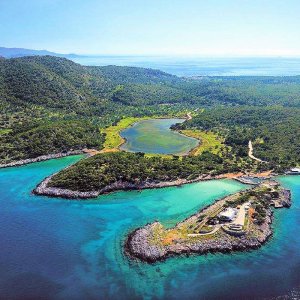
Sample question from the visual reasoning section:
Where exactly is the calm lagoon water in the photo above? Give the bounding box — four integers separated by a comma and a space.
120, 118, 199, 155
0, 156, 300, 299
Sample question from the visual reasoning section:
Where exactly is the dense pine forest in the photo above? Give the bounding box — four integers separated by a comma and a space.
48, 151, 233, 192
0, 55, 299, 173
174, 106, 300, 171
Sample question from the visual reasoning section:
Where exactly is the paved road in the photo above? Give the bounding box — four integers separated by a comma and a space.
231, 202, 248, 226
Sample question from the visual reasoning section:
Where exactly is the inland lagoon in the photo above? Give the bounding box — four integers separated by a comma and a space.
120, 118, 199, 155
0, 156, 299, 299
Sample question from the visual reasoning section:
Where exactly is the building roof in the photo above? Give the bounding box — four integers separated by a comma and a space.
219, 207, 237, 220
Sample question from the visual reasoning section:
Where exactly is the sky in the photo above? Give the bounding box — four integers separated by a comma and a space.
0, 0, 300, 56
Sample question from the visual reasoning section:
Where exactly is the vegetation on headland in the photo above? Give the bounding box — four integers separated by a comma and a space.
0, 120, 104, 163
126, 181, 291, 262
48, 151, 238, 192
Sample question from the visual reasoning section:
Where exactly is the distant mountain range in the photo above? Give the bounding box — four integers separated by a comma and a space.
0, 46, 81, 58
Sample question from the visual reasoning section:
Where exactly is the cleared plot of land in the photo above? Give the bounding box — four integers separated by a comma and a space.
180, 129, 223, 155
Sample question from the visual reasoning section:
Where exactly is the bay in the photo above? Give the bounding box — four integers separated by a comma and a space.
0, 156, 299, 299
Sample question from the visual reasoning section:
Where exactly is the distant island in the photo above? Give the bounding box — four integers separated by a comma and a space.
126, 180, 291, 262
0, 46, 81, 58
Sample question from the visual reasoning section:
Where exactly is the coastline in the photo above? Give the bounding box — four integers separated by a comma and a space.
33, 164, 277, 200
0, 114, 193, 170
0, 150, 85, 169
33, 172, 224, 199
125, 214, 273, 263
125, 183, 291, 263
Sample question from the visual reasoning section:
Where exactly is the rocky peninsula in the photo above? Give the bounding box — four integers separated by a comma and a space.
33, 172, 218, 199
126, 181, 291, 263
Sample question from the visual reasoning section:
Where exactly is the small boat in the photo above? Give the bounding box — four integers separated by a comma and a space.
286, 168, 300, 175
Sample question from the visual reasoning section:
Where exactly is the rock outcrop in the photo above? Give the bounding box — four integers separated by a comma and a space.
125, 183, 291, 263
34, 176, 100, 199
125, 211, 273, 263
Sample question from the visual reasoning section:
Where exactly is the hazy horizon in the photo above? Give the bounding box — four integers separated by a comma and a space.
2, 46, 300, 59
2, 46, 300, 76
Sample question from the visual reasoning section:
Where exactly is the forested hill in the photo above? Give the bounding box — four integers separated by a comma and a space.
190, 76, 300, 107
0, 56, 112, 113
0, 47, 62, 58
175, 106, 300, 171
1, 55, 300, 164
1, 55, 300, 119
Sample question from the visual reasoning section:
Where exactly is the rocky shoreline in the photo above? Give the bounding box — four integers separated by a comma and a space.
32, 167, 278, 200
0, 150, 84, 169
33, 173, 220, 199
125, 212, 273, 263
125, 183, 291, 263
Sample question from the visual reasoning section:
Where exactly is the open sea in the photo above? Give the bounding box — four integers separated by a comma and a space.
70, 56, 300, 77
0, 156, 299, 299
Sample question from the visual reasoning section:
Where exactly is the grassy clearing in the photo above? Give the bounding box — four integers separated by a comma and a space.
0, 129, 12, 135
180, 129, 223, 155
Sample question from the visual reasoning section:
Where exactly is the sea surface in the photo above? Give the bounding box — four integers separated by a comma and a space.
0, 156, 299, 299
71, 56, 300, 77
120, 118, 198, 155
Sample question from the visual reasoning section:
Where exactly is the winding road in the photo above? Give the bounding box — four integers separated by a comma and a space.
248, 140, 267, 163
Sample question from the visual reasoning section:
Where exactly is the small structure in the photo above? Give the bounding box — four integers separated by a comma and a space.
222, 224, 245, 236
286, 168, 300, 175
218, 207, 237, 222
262, 180, 279, 188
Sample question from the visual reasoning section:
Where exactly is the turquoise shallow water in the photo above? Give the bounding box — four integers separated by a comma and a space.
120, 118, 199, 155
0, 156, 299, 299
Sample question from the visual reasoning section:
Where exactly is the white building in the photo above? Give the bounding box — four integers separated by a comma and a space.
218, 207, 238, 222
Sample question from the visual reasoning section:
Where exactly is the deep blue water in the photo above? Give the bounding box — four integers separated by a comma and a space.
71, 56, 300, 76
0, 156, 299, 299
